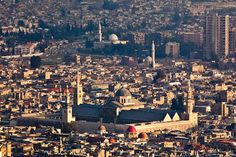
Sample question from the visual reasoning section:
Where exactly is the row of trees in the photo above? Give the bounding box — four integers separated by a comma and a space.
30, 56, 41, 69
103, 0, 118, 10
0, 19, 100, 42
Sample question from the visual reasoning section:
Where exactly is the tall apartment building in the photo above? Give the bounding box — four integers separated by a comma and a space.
165, 42, 180, 59
211, 102, 229, 118
229, 27, 236, 57
15, 43, 36, 55
230, 16, 236, 27
204, 14, 229, 59
133, 32, 145, 45
180, 32, 203, 47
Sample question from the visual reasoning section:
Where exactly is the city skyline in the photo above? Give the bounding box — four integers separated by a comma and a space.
0, 0, 236, 156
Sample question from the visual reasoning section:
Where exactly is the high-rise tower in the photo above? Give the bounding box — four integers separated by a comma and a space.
152, 41, 156, 68
229, 27, 236, 57
77, 71, 83, 105
98, 21, 102, 42
204, 14, 230, 59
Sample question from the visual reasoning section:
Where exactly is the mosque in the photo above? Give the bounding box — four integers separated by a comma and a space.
143, 40, 162, 69
94, 21, 158, 69
93, 21, 128, 49
15, 23, 197, 135
16, 71, 198, 134
67, 79, 198, 134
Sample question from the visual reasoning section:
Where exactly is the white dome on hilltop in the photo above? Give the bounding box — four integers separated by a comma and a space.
109, 34, 119, 42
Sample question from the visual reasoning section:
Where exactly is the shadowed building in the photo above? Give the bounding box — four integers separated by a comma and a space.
229, 27, 236, 57
204, 14, 230, 59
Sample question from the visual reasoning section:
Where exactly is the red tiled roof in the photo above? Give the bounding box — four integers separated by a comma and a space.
126, 125, 137, 133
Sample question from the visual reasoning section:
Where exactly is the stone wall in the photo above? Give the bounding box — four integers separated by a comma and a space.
72, 119, 197, 133
16, 117, 197, 134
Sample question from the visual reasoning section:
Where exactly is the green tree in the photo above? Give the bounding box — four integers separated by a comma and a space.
171, 98, 178, 110
85, 39, 94, 48
30, 56, 41, 69
38, 19, 48, 29
37, 42, 49, 52
63, 53, 73, 65
171, 95, 185, 112
6, 37, 16, 47
18, 20, 25, 27
154, 69, 165, 82
103, 0, 117, 10
60, 8, 67, 17
180, 42, 195, 58
173, 9, 180, 23
102, 18, 108, 27
177, 95, 185, 112
86, 20, 96, 32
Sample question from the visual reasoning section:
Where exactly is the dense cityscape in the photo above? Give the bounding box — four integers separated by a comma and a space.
0, 0, 236, 156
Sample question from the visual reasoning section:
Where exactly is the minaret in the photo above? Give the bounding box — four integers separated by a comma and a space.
62, 85, 75, 123
59, 137, 63, 153
98, 21, 102, 42
152, 41, 156, 68
59, 85, 62, 101
66, 85, 70, 104
77, 71, 83, 105
186, 80, 194, 114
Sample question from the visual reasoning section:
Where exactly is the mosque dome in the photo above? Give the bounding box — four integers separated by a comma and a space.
138, 132, 148, 139
126, 125, 137, 133
98, 125, 106, 132
115, 87, 132, 97
109, 34, 119, 42
109, 138, 116, 143
145, 56, 153, 64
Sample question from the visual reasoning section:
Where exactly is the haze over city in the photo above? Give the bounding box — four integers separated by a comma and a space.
0, 0, 236, 156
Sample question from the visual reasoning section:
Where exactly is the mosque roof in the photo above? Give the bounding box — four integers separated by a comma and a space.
126, 125, 137, 133
72, 104, 101, 122
117, 109, 179, 123
138, 132, 148, 139
109, 34, 119, 42
145, 56, 153, 63
71, 103, 180, 124
98, 125, 106, 132
115, 87, 132, 97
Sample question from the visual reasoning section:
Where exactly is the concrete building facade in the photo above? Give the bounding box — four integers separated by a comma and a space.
229, 27, 236, 57
204, 14, 230, 59
165, 42, 180, 59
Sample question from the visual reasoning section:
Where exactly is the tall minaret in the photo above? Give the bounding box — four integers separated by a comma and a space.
66, 85, 70, 104
152, 41, 156, 68
62, 85, 75, 123
98, 21, 102, 42
59, 85, 62, 101
186, 80, 194, 114
77, 71, 83, 105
